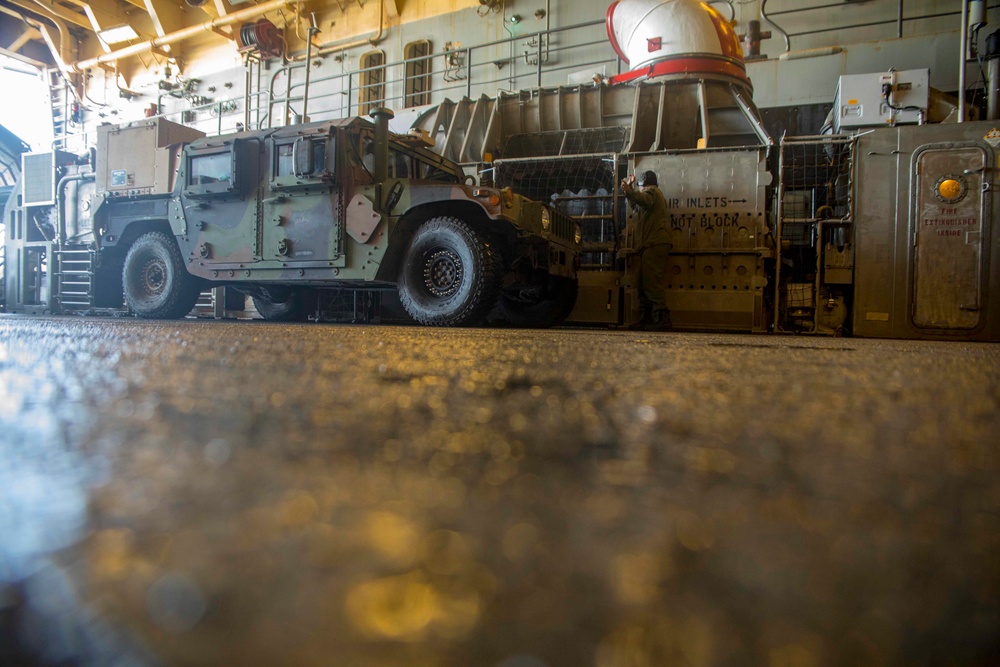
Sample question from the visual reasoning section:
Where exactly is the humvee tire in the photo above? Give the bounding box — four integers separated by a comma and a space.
498, 275, 578, 328
123, 231, 201, 319
252, 288, 318, 322
398, 216, 503, 326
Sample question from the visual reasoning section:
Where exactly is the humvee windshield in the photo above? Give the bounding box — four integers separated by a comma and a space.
276, 141, 328, 178
189, 153, 232, 186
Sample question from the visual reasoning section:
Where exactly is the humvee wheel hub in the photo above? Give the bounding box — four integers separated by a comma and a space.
140, 258, 167, 295
424, 249, 463, 297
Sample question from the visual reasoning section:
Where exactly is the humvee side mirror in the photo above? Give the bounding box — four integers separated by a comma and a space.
293, 138, 314, 176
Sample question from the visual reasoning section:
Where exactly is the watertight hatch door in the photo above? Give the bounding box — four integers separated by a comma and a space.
911, 146, 987, 330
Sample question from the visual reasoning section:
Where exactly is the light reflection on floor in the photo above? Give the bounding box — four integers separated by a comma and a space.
1, 317, 999, 667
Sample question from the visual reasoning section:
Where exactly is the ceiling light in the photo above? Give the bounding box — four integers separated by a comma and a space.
98, 24, 139, 45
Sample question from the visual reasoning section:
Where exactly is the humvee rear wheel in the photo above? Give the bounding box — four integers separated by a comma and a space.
251, 288, 317, 322
398, 216, 502, 326
122, 231, 201, 319
498, 275, 578, 328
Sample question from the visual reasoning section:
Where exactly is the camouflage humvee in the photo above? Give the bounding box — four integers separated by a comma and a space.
91, 109, 579, 326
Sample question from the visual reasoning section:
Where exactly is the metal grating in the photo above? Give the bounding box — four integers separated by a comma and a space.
21, 153, 55, 205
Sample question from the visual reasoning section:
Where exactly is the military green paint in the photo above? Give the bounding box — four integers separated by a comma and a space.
94, 116, 578, 294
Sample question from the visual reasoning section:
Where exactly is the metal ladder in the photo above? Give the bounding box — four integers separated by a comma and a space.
48, 69, 70, 149
53, 245, 93, 311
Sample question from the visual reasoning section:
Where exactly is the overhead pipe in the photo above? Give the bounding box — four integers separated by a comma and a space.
0, 5, 53, 68
369, 0, 386, 46
989, 54, 1000, 120
523, 0, 553, 69
21, 0, 89, 30
301, 13, 319, 123
256, 0, 385, 129
959, 0, 969, 123
289, 0, 387, 60
261, 3, 383, 127
57, 172, 94, 245
3, 3, 83, 102
501, 1, 517, 91
70, 0, 306, 73
14, 3, 70, 71
10, 0, 74, 70
265, 0, 387, 127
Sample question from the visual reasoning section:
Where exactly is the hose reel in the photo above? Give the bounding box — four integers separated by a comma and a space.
237, 19, 283, 58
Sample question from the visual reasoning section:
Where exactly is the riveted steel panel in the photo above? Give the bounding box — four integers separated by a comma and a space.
851, 128, 902, 338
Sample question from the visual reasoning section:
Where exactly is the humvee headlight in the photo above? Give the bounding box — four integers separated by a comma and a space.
541, 207, 551, 231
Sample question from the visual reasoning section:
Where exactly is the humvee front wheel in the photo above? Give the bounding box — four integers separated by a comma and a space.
122, 231, 201, 319
398, 216, 502, 326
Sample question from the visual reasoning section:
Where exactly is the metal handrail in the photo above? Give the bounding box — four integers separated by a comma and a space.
762, 0, 1000, 53
52, 1, 990, 150
253, 17, 617, 128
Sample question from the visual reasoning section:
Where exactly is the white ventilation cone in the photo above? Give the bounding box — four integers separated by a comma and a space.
606, 0, 748, 84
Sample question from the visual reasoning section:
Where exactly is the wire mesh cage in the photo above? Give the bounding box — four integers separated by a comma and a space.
774, 134, 857, 334
778, 135, 855, 224
494, 153, 627, 270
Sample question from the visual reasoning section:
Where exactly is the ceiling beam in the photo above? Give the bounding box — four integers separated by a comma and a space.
61, 0, 133, 27
143, 0, 188, 37
4, 1, 79, 69
7, 26, 43, 53
0, 44, 48, 69
0, 4, 53, 67
6, 0, 92, 31
83, 8, 113, 51
72, 0, 305, 72
60, 0, 127, 54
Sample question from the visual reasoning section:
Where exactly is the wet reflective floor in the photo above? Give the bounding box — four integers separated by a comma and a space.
1, 315, 998, 666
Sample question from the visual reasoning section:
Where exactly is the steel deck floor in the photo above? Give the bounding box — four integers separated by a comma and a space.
1, 315, 998, 666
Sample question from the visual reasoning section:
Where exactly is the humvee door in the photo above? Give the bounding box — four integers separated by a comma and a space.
182, 137, 260, 265
261, 129, 345, 267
